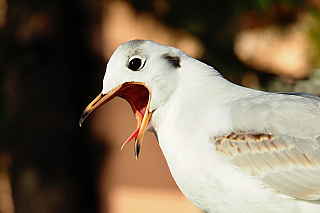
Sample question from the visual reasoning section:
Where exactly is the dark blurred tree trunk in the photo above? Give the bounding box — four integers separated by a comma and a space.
3, 0, 105, 212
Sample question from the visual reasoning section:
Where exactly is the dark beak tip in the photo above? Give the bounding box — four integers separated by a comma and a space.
78, 92, 106, 128
135, 143, 141, 160
79, 111, 89, 127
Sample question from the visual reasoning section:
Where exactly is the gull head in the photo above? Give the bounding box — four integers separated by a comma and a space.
79, 40, 184, 159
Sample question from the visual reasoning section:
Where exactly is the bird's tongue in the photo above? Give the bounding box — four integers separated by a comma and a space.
117, 83, 150, 150
79, 82, 151, 158
121, 127, 140, 149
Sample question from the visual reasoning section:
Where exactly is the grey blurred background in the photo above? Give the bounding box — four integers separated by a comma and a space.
1, 0, 320, 213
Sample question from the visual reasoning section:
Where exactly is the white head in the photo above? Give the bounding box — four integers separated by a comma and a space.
79, 40, 187, 158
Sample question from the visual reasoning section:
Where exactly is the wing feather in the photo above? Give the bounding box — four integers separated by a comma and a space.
212, 91, 320, 200
213, 132, 320, 200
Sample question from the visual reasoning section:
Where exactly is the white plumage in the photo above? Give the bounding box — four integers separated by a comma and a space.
80, 40, 320, 213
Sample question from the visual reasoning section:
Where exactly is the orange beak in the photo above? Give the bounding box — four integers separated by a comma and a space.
79, 82, 152, 159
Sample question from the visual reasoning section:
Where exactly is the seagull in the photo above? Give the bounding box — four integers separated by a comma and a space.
79, 40, 320, 213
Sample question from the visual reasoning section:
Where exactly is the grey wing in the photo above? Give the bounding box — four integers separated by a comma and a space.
279, 92, 320, 101
214, 132, 320, 200
215, 92, 320, 200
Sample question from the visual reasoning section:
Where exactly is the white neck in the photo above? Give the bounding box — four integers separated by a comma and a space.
149, 60, 300, 212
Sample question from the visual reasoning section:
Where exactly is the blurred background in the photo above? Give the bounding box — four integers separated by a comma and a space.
1, 0, 320, 213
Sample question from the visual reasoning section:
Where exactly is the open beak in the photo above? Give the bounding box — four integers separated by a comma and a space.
79, 82, 152, 159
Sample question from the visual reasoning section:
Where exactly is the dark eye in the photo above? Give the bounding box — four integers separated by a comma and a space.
128, 56, 145, 71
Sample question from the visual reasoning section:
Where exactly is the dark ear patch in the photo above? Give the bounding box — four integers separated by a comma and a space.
162, 53, 181, 68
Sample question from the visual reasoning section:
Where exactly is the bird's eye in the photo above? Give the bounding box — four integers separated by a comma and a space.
128, 56, 145, 71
